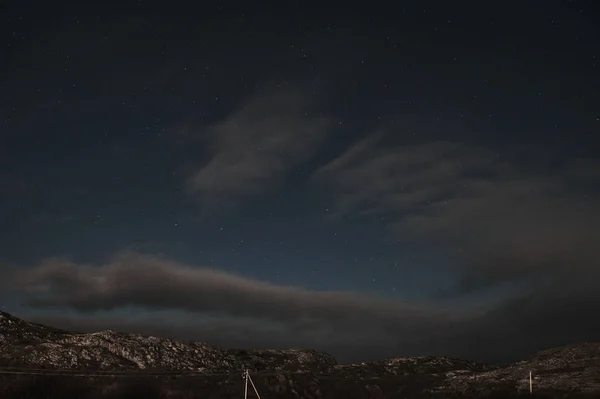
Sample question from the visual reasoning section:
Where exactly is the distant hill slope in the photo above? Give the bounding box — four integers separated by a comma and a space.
1, 310, 599, 398
0, 311, 329, 372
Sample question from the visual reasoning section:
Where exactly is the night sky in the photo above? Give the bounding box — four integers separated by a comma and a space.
1, 1, 599, 364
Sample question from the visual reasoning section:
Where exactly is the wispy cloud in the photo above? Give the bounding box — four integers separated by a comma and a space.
182, 88, 333, 214
308, 135, 600, 360
314, 136, 600, 292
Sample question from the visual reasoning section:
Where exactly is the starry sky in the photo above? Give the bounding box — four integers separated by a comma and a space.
1, 1, 599, 364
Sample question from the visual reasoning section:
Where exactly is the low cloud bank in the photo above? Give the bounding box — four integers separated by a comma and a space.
4, 249, 600, 363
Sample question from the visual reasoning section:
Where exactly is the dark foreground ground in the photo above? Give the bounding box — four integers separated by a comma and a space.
1, 372, 598, 399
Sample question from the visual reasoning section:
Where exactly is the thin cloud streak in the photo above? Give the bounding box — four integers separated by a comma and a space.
310, 135, 600, 361
182, 88, 333, 214
314, 136, 600, 292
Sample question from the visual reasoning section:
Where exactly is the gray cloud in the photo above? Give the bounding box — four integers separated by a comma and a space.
24, 290, 600, 364
4, 250, 470, 361
4, 249, 600, 363
313, 134, 600, 361
3, 134, 599, 364
182, 88, 333, 213
314, 136, 600, 293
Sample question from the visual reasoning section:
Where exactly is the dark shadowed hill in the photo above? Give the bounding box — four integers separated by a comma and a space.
1, 311, 599, 398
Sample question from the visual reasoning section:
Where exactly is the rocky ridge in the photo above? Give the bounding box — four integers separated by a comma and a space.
1, 311, 599, 398
437, 343, 600, 395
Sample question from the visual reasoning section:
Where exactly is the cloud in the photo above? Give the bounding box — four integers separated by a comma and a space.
4, 249, 600, 363
314, 136, 600, 293
182, 88, 333, 213
4, 250, 469, 361
313, 137, 600, 362
3, 132, 599, 364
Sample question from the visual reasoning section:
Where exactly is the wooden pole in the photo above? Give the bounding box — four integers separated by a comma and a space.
529, 371, 532, 394
248, 373, 262, 399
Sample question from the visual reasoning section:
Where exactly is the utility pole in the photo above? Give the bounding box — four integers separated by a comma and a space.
529, 371, 533, 394
241, 368, 261, 399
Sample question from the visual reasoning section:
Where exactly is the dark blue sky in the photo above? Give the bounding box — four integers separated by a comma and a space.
1, 0, 599, 363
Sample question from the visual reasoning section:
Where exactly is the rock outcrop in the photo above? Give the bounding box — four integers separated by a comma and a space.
437, 343, 600, 396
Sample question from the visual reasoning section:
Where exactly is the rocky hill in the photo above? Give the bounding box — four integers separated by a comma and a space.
437, 343, 600, 396
0, 311, 237, 371
1, 311, 599, 398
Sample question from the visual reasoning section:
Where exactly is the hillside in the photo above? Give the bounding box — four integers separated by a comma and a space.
1, 311, 599, 398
